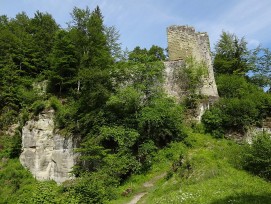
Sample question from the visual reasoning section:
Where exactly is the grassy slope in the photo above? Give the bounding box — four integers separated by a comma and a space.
110, 132, 271, 204
1, 131, 271, 203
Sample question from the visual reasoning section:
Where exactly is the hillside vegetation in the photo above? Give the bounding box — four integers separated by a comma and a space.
0, 6, 271, 204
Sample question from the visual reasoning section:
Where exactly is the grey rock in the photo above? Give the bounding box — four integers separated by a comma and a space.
20, 110, 77, 184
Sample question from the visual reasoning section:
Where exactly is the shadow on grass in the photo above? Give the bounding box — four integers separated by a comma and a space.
211, 193, 271, 204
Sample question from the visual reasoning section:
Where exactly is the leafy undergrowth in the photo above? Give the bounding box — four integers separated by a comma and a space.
110, 132, 271, 204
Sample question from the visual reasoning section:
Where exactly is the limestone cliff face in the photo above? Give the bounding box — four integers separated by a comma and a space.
19, 109, 76, 184
164, 25, 219, 120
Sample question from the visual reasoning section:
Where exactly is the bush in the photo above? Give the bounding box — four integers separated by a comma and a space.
203, 97, 260, 136
0, 132, 21, 159
49, 96, 62, 111
216, 74, 249, 98
221, 98, 258, 130
0, 159, 36, 203
31, 100, 46, 115
202, 107, 224, 138
137, 140, 157, 171
243, 133, 271, 181
55, 100, 78, 131
70, 172, 118, 204
138, 96, 186, 147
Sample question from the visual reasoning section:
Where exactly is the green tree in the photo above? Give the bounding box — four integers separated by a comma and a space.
9, 12, 36, 75
138, 96, 185, 147
243, 133, 271, 181
105, 26, 122, 61
0, 59, 20, 128
128, 46, 149, 63
214, 31, 250, 75
77, 7, 113, 131
128, 45, 165, 63
249, 46, 271, 88
105, 86, 141, 126
148, 45, 166, 61
69, 6, 91, 92
29, 11, 59, 74
49, 30, 78, 95
216, 74, 250, 98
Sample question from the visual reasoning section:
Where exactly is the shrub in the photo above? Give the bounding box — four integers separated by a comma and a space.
223, 98, 258, 129
137, 140, 157, 171
31, 100, 46, 115
202, 107, 224, 138
0, 159, 36, 203
70, 172, 118, 204
49, 96, 62, 111
138, 96, 186, 147
243, 133, 271, 181
216, 74, 249, 98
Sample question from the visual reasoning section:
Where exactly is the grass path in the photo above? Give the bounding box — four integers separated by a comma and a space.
127, 192, 147, 204
125, 173, 167, 204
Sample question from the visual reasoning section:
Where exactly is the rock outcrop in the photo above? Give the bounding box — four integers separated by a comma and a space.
19, 109, 77, 184
164, 25, 219, 120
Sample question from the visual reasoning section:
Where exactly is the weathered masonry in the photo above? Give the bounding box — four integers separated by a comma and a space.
164, 25, 219, 120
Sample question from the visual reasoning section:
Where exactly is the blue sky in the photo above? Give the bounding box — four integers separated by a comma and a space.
1, 0, 271, 51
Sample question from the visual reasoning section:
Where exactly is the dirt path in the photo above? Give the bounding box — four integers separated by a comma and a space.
127, 192, 147, 204
143, 173, 166, 188
126, 172, 166, 204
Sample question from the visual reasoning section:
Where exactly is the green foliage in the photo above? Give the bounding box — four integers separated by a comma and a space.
217, 74, 250, 98
50, 97, 78, 132
182, 57, 208, 94
31, 100, 46, 115
137, 140, 157, 171
75, 137, 108, 173
139, 96, 186, 146
204, 73, 271, 136
243, 133, 271, 181
48, 30, 78, 95
30, 11, 59, 73
214, 31, 250, 75
111, 133, 271, 204
111, 58, 164, 101
100, 126, 139, 150
105, 86, 141, 124
202, 107, 224, 138
27, 182, 59, 204
105, 26, 122, 61
148, 45, 166, 61
222, 98, 259, 130
0, 159, 37, 203
104, 152, 140, 179
70, 172, 118, 204
128, 45, 166, 63
0, 11, 56, 129
0, 131, 21, 159
203, 98, 260, 135
249, 46, 271, 88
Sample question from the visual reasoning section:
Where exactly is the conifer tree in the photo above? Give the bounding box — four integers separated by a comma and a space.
49, 30, 78, 95
30, 11, 59, 74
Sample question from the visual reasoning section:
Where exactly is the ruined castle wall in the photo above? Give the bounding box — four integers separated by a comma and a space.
167, 26, 218, 98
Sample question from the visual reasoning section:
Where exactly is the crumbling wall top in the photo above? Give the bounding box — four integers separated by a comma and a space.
166, 25, 218, 98
167, 25, 211, 62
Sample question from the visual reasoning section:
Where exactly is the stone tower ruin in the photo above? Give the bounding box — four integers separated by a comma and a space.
164, 25, 219, 120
